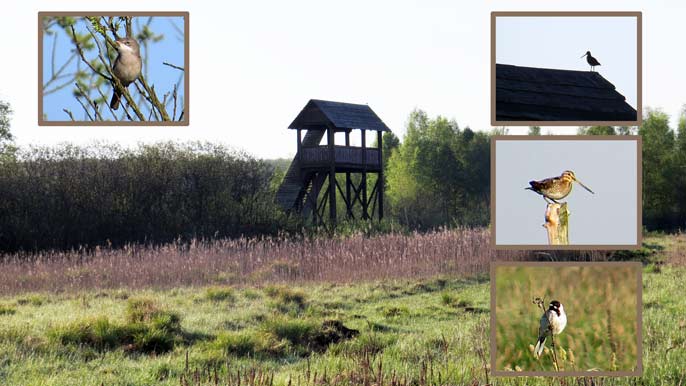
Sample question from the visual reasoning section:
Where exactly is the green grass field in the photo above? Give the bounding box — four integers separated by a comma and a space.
494, 264, 640, 373
0, 233, 685, 385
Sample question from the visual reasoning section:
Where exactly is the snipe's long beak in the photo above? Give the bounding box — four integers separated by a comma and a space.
575, 179, 594, 194
580, 53, 587, 58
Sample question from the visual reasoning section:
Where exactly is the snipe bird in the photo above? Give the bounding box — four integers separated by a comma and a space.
526, 170, 594, 203
581, 51, 601, 72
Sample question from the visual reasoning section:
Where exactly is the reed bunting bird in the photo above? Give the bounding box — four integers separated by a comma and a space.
534, 300, 567, 358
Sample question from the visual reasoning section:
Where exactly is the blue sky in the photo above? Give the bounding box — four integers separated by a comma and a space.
41, 15, 185, 121
2, 1, 686, 159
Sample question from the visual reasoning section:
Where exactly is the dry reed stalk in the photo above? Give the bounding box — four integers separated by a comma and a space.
0, 228, 609, 295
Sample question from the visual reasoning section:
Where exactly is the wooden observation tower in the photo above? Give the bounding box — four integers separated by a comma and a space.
276, 99, 391, 225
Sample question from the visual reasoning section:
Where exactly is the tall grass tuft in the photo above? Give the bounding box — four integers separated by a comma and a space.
203, 286, 236, 302
0, 304, 16, 315
48, 298, 183, 354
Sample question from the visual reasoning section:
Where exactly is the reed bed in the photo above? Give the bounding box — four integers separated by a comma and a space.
0, 228, 610, 295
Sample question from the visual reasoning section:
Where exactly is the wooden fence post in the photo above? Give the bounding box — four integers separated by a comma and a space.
544, 202, 569, 245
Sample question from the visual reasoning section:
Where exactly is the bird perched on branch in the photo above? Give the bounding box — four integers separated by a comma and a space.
526, 170, 594, 204
581, 51, 601, 72
110, 37, 142, 110
534, 300, 567, 358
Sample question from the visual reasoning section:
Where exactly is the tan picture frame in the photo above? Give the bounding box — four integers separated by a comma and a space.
491, 11, 642, 126
490, 261, 643, 377
38, 11, 190, 126
490, 135, 643, 250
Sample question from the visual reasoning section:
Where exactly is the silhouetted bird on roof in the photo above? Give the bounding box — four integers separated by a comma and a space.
581, 51, 601, 72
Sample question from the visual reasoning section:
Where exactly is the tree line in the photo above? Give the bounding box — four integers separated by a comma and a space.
384, 109, 490, 228
0, 142, 286, 253
1, 101, 685, 253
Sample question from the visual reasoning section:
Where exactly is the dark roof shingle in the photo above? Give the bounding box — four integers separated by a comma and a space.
496, 64, 637, 121
289, 99, 391, 131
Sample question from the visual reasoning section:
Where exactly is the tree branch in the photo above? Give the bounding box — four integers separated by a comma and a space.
74, 82, 103, 121
62, 109, 75, 121
163, 62, 185, 71
74, 95, 94, 121
138, 75, 170, 121
95, 85, 118, 119
69, 24, 112, 82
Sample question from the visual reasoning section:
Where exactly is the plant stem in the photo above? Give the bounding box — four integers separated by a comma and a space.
549, 330, 560, 371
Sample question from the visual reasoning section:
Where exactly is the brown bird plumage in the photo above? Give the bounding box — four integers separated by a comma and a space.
526, 170, 594, 203
110, 37, 142, 110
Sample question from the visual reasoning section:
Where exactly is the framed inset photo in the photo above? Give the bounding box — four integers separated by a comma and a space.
38, 12, 189, 125
490, 262, 642, 377
491, 136, 642, 249
491, 12, 642, 126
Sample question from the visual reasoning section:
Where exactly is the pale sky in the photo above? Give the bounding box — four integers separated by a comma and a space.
496, 16, 637, 109
2, 1, 685, 159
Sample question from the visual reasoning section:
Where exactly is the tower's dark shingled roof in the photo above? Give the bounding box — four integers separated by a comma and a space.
289, 99, 390, 131
496, 64, 637, 121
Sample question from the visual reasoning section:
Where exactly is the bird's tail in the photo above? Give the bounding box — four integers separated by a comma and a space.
534, 337, 546, 358
110, 89, 122, 110
528, 180, 542, 189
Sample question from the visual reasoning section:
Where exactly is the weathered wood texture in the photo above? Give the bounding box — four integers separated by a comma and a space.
544, 202, 569, 245
275, 129, 325, 210
299, 146, 380, 169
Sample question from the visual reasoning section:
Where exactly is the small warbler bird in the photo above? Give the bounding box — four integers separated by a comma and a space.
534, 300, 567, 358
110, 37, 142, 110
